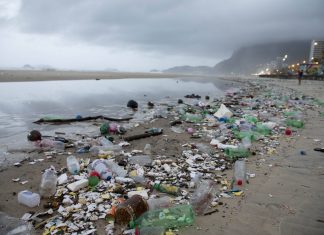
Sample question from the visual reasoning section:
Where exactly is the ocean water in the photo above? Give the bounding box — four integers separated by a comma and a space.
0, 78, 229, 165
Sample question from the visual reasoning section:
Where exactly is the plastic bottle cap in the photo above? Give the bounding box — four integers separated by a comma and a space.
237, 179, 243, 185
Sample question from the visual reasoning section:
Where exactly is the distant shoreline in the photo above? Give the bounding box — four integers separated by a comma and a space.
0, 69, 201, 83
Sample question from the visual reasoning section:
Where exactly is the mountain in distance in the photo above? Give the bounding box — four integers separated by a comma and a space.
214, 40, 310, 75
162, 65, 215, 75
162, 40, 311, 75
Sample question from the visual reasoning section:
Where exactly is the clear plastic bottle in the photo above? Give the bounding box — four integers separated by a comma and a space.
0, 212, 35, 235
105, 160, 127, 177
66, 155, 80, 175
91, 159, 112, 180
39, 167, 57, 198
18, 190, 40, 207
52, 141, 65, 152
233, 159, 246, 189
143, 144, 152, 155
147, 196, 171, 210
190, 180, 216, 215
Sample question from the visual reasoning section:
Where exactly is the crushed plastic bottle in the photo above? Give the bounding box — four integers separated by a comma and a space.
190, 180, 216, 215
0, 212, 35, 235
147, 197, 172, 210
130, 205, 195, 229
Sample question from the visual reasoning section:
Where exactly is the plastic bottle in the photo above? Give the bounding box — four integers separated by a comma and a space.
53, 141, 65, 152
66, 155, 80, 175
241, 136, 252, 149
99, 136, 113, 146
190, 180, 216, 215
89, 145, 122, 156
233, 159, 246, 189
18, 190, 40, 207
147, 197, 172, 210
143, 144, 152, 155
39, 167, 57, 198
106, 160, 127, 177
285, 119, 304, 128
130, 205, 195, 229
0, 212, 35, 235
115, 195, 149, 225
225, 148, 250, 159
255, 123, 271, 135
91, 159, 112, 180
153, 183, 181, 196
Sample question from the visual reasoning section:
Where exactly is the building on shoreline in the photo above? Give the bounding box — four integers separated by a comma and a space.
309, 40, 324, 64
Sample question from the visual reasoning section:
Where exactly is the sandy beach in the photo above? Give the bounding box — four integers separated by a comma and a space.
0, 71, 323, 235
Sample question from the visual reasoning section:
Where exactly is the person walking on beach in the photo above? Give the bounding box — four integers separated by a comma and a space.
298, 69, 303, 85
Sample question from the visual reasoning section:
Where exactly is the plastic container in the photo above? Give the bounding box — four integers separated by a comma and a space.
67, 179, 89, 192
233, 159, 246, 189
130, 205, 195, 229
0, 212, 35, 235
39, 167, 57, 198
115, 195, 149, 225
153, 183, 181, 196
143, 144, 152, 155
147, 197, 172, 210
91, 159, 112, 180
190, 180, 216, 215
18, 190, 40, 207
66, 155, 80, 175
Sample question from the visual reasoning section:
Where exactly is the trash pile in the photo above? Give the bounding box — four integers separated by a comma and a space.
6, 81, 322, 235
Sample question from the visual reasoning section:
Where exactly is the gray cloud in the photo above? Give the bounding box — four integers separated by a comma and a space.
1, 0, 324, 70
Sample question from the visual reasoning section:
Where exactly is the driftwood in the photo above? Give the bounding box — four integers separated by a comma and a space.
33, 115, 132, 124
123, 131, 163, 141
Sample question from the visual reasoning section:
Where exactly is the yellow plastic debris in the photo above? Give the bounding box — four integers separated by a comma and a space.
233, 191, 244, 196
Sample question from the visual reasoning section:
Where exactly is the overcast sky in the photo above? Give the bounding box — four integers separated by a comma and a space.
0, 0, 323, 71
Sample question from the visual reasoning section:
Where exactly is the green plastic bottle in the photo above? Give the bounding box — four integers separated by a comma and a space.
255, 123, 271, 135
225, 148, 250, 159
130, 205, 195, 229
285, 119, 304, 128
153, 183, 181, 196
244, 115, 258, 124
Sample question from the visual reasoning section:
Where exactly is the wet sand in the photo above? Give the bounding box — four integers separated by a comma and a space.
0, 70, 185, 83
0, 72, 323, 235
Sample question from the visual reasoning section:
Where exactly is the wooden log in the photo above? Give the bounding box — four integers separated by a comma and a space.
34, 115, 132, 124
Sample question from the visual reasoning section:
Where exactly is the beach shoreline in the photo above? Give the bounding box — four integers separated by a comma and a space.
0, 74, 323, 234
